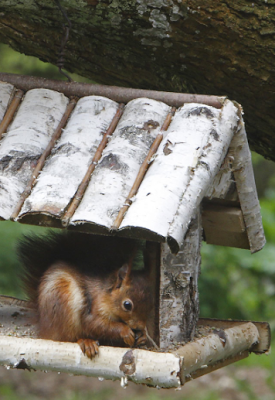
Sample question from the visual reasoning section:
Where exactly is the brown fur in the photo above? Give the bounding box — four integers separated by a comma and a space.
17, 232, 153, 358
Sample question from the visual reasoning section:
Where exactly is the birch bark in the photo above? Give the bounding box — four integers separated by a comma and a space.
0, 82, 14, 120
159, 212, 202, 349
229, 121, 266, 253
71, 98, 171, 230
0, 89, 68, 220
17, 96, 119, 224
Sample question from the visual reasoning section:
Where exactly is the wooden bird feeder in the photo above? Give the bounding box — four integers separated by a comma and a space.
0, 73, 270, 389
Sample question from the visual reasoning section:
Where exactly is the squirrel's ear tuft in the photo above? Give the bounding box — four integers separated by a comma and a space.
115, 263, 131, 289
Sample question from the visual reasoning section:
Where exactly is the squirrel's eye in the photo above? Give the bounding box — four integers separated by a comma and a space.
122, 300, 133, 311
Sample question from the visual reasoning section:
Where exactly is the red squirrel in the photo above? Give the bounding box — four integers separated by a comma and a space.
17, 232, 153, 359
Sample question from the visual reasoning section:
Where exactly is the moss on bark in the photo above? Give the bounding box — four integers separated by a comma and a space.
0, 0, 275, 160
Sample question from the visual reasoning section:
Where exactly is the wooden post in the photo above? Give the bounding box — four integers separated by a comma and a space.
159, 211, 202, 349
145, 241, 161, 346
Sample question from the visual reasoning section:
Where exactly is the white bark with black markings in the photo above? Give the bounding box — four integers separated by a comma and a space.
0, 336, 181, 388
0, 89, 68, 220
120, 101, 239, 252
0, 323, 259, 388
0, 82, 14, 120
18, 96, 119, 220
71, 98, 171, 229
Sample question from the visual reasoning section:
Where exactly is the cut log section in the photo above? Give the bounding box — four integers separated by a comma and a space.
11, 98, 77, 220
119, 101, 239, 253
17, 96, 121, 226
70, 98, 171, 232
0, 88, 69, 221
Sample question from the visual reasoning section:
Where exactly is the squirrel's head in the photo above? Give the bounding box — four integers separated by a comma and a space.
108, 263, 153, 333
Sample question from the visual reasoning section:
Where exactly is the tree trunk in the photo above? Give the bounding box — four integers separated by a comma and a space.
0, 1, 274, 161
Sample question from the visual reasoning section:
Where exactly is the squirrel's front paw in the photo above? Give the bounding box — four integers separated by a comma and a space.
134, 330, 147, 347
119, 325, 135, 347
77, 338, 99, 359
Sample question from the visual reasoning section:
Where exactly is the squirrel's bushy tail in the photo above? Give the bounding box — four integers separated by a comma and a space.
17, 231, 137, 302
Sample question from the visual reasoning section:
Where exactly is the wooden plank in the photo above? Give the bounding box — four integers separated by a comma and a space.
202, 203, 250, 249
0, 295, 37, 339
202, 204, 246, 233
144, 241, 160, 346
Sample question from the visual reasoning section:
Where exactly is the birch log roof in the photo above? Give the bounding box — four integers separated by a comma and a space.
0, 79, 265, 254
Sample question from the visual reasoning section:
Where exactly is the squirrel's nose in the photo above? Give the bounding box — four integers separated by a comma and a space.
129, 317, 146, 332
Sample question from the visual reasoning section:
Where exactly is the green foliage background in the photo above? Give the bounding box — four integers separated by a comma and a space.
0, 43, 274, 399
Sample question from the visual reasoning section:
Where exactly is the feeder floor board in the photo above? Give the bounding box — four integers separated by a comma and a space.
0, 296, 270, 388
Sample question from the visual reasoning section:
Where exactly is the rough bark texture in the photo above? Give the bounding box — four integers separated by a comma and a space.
0, 1, 275, 161
228, 117, 266, 253
159, 212, 202, 349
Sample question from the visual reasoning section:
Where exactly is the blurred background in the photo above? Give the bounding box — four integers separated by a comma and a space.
0, 43, 274, 399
